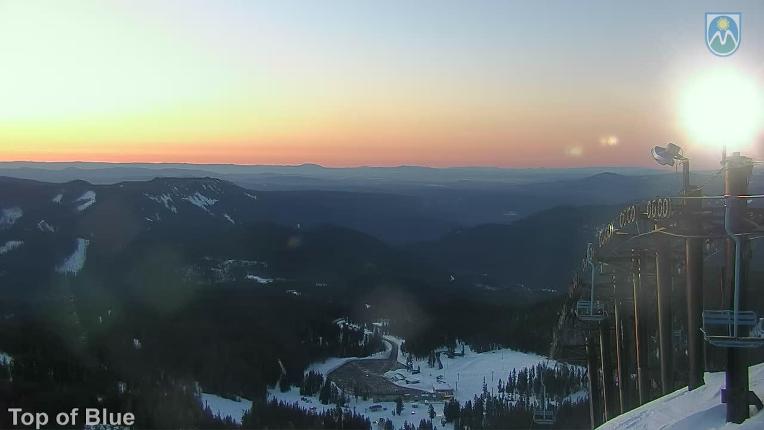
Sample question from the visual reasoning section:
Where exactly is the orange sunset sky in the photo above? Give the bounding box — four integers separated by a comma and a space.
1, 1, 763, 168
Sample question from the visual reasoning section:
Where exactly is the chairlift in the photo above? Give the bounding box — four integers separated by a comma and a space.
702, 310, 764, 348
576, 300, 606, 322
701, 197, 764, 349
532, 378, 556, 425
575, 243, 608, 322
533, 409, 556, 425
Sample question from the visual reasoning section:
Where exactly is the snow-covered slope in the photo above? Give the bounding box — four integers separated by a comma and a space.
306, 337, 394, 376
0, 207, 23, 226
55, 238, 90, 274
389, 340, 550, 402
268, 385, 450, 430
600, 363, 764, 430
74, 191, 96, 211
268, 342, 567, 430
200, 393, 252, 424
0, 240, 23, 255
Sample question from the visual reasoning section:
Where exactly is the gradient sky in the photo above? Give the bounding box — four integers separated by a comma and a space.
1, 0, 763, 167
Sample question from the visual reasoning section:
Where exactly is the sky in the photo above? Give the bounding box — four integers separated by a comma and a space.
0, 0, 763, 168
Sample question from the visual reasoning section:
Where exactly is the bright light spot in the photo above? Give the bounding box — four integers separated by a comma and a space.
566, 146, 583, 157
599, 136, 619, 147
678, 68, 764, 152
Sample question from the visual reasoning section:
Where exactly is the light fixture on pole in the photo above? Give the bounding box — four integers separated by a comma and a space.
651, 143, 685, 167
652, 143, 691, 195
651, 142, 705, 390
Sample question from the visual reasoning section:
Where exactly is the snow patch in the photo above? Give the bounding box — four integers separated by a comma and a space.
52, 193, 63, 204
384, 337, 552, 403
75, 191, 96, 211
268, 385, 451, 430
200, 393, 251, 424
223, 214, 235, 224
56, 238, 90, 274
0, 351, 12, 366
246, 275, 273, 284
277, 331, 566, 430
0, 207, 23, 226
245, 193, 257, 200
0, 240, 23, 255
601, 363, 764, 430
37, 220, 55, 232
183, 192, 218, 213
306, 338, 394, 376
144, 193, 178, 213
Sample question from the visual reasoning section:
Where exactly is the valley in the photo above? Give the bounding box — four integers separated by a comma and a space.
0, 170, 684, 429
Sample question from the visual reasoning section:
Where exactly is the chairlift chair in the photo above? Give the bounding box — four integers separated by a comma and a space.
701, 197, 764, 349
701, 310, 764, 348
533, 409, 556, 425
575, 243, 608, 322
532, 378, 556, 425
576, 300, 606, 322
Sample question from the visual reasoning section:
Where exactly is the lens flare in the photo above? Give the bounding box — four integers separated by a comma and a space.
678, 68, 764, 152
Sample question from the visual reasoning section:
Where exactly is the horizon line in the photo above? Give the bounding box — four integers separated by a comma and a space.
0, 160, 664, 171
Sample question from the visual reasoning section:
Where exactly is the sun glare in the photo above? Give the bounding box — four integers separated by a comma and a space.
678, 68, 764, 153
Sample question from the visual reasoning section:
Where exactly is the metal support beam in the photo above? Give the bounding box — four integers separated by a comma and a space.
587, 336, 602, 429
656, 235, 673, 395
600, 321, 616, 421
723, 153, 753, 424
614, 295, 626, 414
622, 301, 636, 412
631, 252, 649, 405
685, 185, 705, 390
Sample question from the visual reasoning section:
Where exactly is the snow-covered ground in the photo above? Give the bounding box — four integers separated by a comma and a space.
0, 351, 12, 366
270, 336, 562, 430
600, 363, 764, 430
268, 330, 452, 429
56, 238, 90, 274
388, 338, 549, 402
75, 191, 96, 211
0, 240, 23, 255
268, 385, 451, 430
306, 338, 393, 376
145, 193, 178, 213
0, 207, 23, 226
204, 321, 565, 430
246, 275, 273, 285
183, 192, 218, 212
200, 393, 251, 424
37, 220, 55, 232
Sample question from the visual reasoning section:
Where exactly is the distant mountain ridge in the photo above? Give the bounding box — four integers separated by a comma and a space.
0, 161, 666, 188
0, 175, 626, 298
0, 176, 436, 305
406, 205, 619, 291
0, 163, 750, 245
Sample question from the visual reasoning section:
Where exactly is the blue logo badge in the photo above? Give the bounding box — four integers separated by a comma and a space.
706, 13, 741, 56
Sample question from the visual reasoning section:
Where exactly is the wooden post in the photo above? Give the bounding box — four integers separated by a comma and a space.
631, 251, 649, 404
587, 335, 601, 429
600, 321, 616, 421
685, 185, 705, 390
656, 235, 673, 395
614, 294, 626, 414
